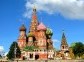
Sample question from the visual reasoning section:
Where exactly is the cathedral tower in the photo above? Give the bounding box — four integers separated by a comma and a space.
61, 31, 68, 51
60, 31, 71, 59
37, 22, 47, 49
29, 7, 38, 32
27, 32, 34, 46
18, 24, 27, 49
46, 28, 53, 49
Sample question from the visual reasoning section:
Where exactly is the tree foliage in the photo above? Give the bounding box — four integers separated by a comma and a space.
23, 46, 37, 51
71, 42, 84, 58
0, 54, 2, 58
7, 41, 21, 59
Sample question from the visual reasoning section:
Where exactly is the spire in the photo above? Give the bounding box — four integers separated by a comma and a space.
62, 31, 66, 39
29, 6, 38, 32
33, 6, 36, 13
61, 31, 68, 46
32, 6, 37, 20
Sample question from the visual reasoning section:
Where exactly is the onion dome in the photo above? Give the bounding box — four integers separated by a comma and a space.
46, 28, 53, 35
20, 24, 26, 31
27, 32, 34, 37
37, 22, 46, 30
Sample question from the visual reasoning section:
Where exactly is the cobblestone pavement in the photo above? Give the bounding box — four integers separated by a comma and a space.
0, 60, 84, 62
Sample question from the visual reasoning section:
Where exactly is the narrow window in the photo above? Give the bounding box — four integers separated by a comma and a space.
30, 54, 33, 58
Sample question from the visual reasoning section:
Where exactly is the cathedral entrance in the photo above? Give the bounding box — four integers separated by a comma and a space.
23, 56, 26, 60
35, 54, 39, 60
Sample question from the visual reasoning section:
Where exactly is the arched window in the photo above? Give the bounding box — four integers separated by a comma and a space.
62, 46, 64, 49
30, 54, 33, 58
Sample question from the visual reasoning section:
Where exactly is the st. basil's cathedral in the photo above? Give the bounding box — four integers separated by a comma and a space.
17, 7, 71, 60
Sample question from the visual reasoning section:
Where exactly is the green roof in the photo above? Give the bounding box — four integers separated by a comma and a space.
27, 32, 34, 37
46, 28, 53, 35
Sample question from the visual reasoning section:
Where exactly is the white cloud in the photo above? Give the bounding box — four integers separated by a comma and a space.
24, 0, 84, 19
52, 39, 60, 43
0, 46, 4, 51
52, 39, 60, 49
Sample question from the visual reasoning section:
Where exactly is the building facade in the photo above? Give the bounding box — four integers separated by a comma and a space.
56, 32, 71, 59
17, 7, 54, 60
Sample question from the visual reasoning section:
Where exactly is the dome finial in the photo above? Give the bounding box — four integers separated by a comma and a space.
62, 30, 64, 33
62, 30, 65, 39
33, 5, 36, 12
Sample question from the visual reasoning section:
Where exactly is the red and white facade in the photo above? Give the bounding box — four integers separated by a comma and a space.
17, 7, 54, 60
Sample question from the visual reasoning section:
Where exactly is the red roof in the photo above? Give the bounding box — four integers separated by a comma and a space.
37, 22, 46, 30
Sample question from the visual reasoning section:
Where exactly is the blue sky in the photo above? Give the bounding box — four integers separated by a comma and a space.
0, 0, 84, 52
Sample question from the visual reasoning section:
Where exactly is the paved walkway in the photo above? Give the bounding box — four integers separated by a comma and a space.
8, 60, 84, 62
0, 59, 84, 62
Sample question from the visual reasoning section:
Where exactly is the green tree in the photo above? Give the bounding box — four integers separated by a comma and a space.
0, 54, 2, 58
71, 42, 84, 58
7, 41, 21, 60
